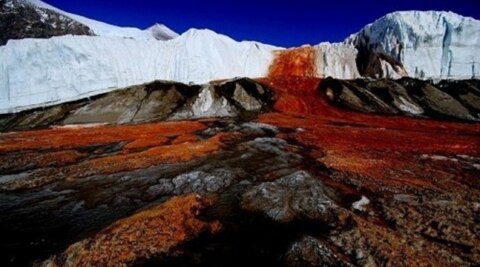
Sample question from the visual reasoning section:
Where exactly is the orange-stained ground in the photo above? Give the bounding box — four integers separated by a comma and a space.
257, 76, 480, 194
1, 76, 479, 266
0, 121, 207, 153
0, 120, 235, 191
41, 194, 222, 267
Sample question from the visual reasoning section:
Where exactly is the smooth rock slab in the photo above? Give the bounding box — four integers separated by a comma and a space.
241, 170, 340, 225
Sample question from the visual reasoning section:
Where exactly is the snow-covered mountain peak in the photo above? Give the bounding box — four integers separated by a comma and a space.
179, 28, 218, 38
177, 28, 281, 52
146, 23, 179, 40
15, 0, 179, 41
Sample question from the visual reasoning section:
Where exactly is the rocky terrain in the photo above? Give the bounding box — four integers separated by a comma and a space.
0, 0, 93, 45
1, 1, 479, 266
0, 76, 479, 267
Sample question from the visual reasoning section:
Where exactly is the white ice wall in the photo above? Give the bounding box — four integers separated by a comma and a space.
0, 29, 278, 113
347, 11, 480, 79
314, 43, 361, 79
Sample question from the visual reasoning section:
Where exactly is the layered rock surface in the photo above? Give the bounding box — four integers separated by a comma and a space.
0, 78, 272, 131
320, 78, 480, 121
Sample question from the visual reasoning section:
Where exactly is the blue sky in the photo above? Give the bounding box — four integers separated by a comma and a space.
43, 0, 480, 47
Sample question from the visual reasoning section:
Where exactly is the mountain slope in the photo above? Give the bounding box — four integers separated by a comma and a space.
347, 11, 480, 79
0, 0, 93, 45
26, 0, 178, 40
0, 0, 178, 44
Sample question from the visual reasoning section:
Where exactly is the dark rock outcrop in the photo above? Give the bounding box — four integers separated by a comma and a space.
320, 77, 480, 121
241, 170, 343, 225
354, 45, 407, 78
0, 78, 272, 132
284, 236, 353, 267
0, 0, 93, 46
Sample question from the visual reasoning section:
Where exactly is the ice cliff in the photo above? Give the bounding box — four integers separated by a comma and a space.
0, 29, 277, 113
347, 11, 480, 79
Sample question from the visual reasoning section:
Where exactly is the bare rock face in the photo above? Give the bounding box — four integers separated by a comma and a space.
0, 79, 272, 132
170, 85, 238, 120
241, 170, 342, 225
0, 0, 93, 45
365, 79, 424, 115
320, 77, 480, 121
421, 84, 476, 120
216, 78, 273, 112
232, 83, 263, 111
63, 86, 149, 125
284, 236, 353, 267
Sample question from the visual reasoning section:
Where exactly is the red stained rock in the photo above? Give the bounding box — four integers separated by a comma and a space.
0, 121, 228, 191
0, 121, 207, 154
40, 194, 222, 267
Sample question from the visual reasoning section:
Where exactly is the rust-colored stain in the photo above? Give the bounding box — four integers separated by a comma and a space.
0, 150, 84, 172
121, 135, 170, 153
349, 215, 443, 266
0, 121, 229, 191
258, 76, 322, 115
268, 46, 317, 78
77, 132, 226, 177
0, 121, 206, 153
42, 194, 222, 267
257, 77, 480, 194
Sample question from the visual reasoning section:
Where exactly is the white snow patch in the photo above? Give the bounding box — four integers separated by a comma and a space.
52, 123, 108, 129
397, 96, 424, 115
352, 196, 370, 212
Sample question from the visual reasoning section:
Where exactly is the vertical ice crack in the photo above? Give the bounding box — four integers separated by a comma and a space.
440, 17, 453, 78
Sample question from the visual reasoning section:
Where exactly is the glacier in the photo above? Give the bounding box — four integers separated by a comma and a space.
1, 6, 480, 114
347, 11, 480, 79
0, 29, 278, 113
314, 43, 361, 79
